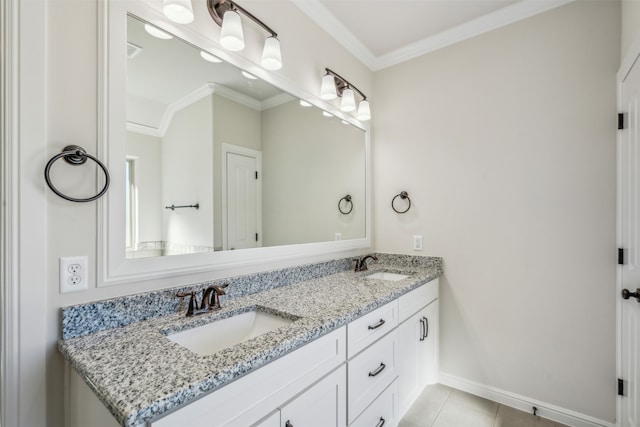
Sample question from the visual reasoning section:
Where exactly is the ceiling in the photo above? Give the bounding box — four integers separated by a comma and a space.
292, 0, 575, 71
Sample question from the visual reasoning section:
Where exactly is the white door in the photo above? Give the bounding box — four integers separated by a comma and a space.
226, 151, 259, 250
619, 53, 640, 427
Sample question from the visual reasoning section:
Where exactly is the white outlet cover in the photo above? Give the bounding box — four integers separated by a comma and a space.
413, 235, 423, 251
60, 256, 88, 293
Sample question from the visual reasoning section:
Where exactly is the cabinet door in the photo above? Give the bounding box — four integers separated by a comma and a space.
254, 411, 280, 427
398, 300, 438, 418
349, 379, 398, 427
280, 365, 346, 427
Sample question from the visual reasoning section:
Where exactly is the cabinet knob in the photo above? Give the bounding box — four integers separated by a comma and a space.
285, 421, 293, 427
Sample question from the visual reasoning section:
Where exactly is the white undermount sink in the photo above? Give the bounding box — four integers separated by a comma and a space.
365, 271, 409, 281
167, 310, 294, 356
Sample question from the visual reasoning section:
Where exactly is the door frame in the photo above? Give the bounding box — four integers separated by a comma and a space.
0, 0, 19, 424
221, 143, 262, 251
616, 32, 640, 427
1, 0, 47, 425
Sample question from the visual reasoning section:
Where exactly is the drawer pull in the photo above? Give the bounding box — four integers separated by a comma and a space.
368, 319, 386, 330
420, 317, 429, 341
375, 417, 386, 427
368, 362, 386, 377
285, 421, 293, 427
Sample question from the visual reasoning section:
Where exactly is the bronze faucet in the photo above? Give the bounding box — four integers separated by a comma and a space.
354, 254, 378, 272
176, 283, 228, 317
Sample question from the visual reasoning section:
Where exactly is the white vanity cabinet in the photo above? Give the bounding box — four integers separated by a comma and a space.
66, 278, 440, 427
150, 327, 346, 427
346, 301, 399, 425
398, 278, 439, 418
279, 365, 346, 427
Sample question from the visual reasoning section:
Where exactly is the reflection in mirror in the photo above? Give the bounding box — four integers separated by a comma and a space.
125, 15, 366, 259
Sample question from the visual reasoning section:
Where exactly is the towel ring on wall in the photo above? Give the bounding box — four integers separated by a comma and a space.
44, 145, 111, 203
391, 191, 411, 214
338, 194, 353, 215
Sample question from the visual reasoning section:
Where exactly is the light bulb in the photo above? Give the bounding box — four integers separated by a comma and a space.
320, 75, 337, 100
220, 10, 245, 51
200, 51, 222, 63
340, 88, 356, 112
357, 100, 371, 121
261, 37, 282, 70
144, 24, 173, 40
162, 0, 194, 24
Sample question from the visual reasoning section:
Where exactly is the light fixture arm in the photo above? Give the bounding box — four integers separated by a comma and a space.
208, 0, 278, 38
325, 68, 367, 101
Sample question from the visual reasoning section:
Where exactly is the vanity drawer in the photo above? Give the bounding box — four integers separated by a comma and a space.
398, 278, 438, 323
347, 329, 398, 424
347, 300, 398, 358
349, 379, 398, 427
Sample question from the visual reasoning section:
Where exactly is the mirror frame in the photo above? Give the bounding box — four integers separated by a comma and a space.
98, 0, 371, 285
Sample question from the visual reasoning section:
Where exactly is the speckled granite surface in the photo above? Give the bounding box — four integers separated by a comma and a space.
58, 254, 443, 427
61, 258, 352, 339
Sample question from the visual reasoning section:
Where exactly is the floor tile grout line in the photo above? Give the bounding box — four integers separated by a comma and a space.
430, 386, 453, 427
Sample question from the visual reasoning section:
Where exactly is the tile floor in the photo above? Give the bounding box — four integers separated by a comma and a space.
399, 384, 571, 427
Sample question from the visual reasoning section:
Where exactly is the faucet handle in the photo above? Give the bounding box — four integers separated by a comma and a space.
176, 291, 197, 317
210, 283, 229, 310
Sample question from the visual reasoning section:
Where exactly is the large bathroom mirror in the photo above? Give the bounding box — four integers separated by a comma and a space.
100, 1, 370, 284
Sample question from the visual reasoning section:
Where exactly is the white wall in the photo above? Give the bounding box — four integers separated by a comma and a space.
162, 95, 214, 248
373, 0, 619, 422
622, 0, 640, 58
39, 1, 372, 426
262, 100, 366, 246
126, 131, 162, 244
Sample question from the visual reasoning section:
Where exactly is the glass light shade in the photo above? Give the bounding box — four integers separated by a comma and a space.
357, 100, 371, 121
200, 51, 222, 63
340, 88, 356, 112
320, 75, 337, 100
261, 37, 282, 70
162, 0, 194, 24
220, 10, 245, 52
144, 24, 173, 40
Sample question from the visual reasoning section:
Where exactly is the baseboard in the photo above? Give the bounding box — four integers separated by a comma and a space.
438, 372, 616, 427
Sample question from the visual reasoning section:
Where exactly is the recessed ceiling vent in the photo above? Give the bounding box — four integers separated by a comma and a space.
127, 42, 143, 59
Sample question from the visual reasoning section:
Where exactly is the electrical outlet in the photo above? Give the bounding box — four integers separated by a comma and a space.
60, 256, 88, 293
413, 235, 423, 251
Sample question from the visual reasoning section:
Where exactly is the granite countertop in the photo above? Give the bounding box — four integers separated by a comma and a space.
58, 256, 442, 427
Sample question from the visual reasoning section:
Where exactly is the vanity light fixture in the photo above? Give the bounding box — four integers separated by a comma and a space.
162, 0, 194, 24
207, 0, 283, 70
144, 24, 173, 40
320, 68, 371, 121
200, 51, 223, 63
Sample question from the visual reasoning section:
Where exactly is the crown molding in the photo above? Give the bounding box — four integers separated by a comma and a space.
127, 83, 265, 137
290, 0, 377, 69
262, 92, 295, 110
292, 0, 576, 72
